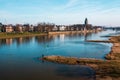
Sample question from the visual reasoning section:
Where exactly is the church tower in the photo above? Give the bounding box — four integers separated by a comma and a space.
85, 18, 88, 26
84, 18, 88, 31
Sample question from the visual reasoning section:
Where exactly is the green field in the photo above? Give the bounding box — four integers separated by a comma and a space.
0, 32, 47, 39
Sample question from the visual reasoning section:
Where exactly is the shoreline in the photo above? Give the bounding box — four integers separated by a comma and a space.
41, 35, 120, 79
105, 36, 120, 60
0, 30, 100, 39
0, 32, 48, 39
48, 30, 98, 35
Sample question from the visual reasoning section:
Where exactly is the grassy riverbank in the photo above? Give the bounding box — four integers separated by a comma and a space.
0, 32, 47, 39
42, 35, 120, 80
105, 36, 120, 60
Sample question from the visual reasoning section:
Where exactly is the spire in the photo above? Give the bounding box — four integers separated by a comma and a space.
85, 18, 88, 25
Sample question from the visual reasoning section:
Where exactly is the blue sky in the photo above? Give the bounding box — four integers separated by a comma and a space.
0, 0, 120, 26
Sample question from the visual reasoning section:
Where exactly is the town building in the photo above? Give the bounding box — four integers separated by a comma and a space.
15, 24, 23, 32
4, 24, 14, 33
59, 25, 66, 31
84, 18, 93, 31
52, 25, 58, 31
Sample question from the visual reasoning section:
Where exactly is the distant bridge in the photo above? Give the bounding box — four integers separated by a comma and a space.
104, 27, 120, 31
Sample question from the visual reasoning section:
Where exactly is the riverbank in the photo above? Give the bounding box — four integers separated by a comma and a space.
41, 35, 120, 79
105, 36, 120, 60
48, 30, 99, 35
0, 32, 47, 39
0, 30, 101, 39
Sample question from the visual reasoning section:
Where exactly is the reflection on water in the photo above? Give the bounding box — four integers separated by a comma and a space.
0, 32, 99, 46
0, 30, 117, 80
0, 30, 113, 59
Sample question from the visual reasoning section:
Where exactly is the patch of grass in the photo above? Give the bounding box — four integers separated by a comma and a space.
0, 32, 47, 39
43, 55, 120, 78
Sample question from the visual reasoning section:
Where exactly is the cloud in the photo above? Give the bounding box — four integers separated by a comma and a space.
65, 0, 79, 8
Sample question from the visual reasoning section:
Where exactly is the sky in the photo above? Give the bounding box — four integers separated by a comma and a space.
0, 0, 120, 26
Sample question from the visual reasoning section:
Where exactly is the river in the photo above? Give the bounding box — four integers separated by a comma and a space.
0, 30, 117, 80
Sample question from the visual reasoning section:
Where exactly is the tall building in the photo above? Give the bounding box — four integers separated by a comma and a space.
85, 18, 88, 26
84, 18, 88, 31
84, 18, 92, 30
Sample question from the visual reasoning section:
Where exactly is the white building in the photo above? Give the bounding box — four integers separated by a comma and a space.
59, 25, 66, 31
52, 25, 58, 31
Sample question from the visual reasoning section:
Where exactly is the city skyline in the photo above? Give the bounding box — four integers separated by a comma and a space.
0, 0, 120, 26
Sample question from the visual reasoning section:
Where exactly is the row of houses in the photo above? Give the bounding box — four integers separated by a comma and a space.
0, 22, 102, 33
0, 23, 34, 33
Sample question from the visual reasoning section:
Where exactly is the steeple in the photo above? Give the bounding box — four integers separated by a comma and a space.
83, 18, 88, 32
85, 18, 88, 25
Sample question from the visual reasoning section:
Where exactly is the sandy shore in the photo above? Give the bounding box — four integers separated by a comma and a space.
105, 36, 120, 60
41, 35, 120, 80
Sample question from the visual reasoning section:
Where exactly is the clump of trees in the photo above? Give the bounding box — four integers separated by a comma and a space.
35, 22, 55, 32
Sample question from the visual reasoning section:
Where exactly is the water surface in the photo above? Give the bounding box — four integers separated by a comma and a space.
0, 30, 116, 80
